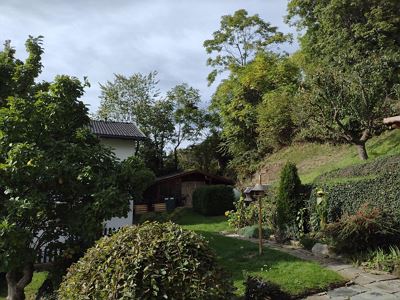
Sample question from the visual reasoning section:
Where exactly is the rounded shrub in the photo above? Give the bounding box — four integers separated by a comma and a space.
58, 222, 233, 300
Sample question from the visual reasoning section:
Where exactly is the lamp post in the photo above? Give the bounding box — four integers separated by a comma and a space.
243, 187, 253, 206
252, 175, 267, 255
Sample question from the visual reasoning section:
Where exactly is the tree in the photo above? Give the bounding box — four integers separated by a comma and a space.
210, 52, 300, 175
303, 61, 397, 160
0, 38, 152, 300
97, 72, 159, 123
98, 75, 207, 175
166, 83, 206, 170
178, 132, 232, 176
204, 9, 290, 84
97, 72, 174, 174
276, 162, 302, 232
287, 0, 400, 159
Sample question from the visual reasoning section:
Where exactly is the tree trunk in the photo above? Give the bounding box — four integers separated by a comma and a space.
356, 142, 368, 160
6, 264, 33, 300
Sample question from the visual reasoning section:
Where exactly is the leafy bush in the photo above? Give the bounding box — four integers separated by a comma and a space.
360, 246, 400, 276
137, 211, 169, 223
323, 204, 400, 254
276, 162, 304, 230
192, 185, 235, 216
238, 225, 272, 239
299, 233, 321, 250
59, 222, 234, 299
308, 155, 400, 224
136, 207, 191, 224
227, 196, 276, 229
245, 276, 290, 300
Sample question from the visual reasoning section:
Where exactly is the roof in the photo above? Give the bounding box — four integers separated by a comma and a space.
155, 170, 234, 185
89, 120, 146, 140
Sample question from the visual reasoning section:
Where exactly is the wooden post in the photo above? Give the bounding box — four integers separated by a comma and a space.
258, 174, 262, 255
258, 195, 263, 255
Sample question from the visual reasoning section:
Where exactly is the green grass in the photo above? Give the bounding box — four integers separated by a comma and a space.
176, 210, 344, 296
0, 272, 47, 300
257, 130, 400, 184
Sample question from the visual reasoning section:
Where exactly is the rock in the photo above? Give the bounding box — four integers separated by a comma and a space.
311, 243, 331, 258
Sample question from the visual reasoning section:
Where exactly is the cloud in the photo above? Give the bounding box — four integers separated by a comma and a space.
0, 0, 298, 112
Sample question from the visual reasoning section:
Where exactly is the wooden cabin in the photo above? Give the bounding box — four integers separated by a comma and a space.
138, 170, 234, 214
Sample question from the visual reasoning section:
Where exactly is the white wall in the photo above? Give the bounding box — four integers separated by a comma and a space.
100, 138, 138, 229
100, 138, 137, 161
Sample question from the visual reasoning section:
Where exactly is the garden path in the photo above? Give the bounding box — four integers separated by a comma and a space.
224, 233, 400, 300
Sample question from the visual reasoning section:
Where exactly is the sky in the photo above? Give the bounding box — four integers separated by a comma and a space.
1, 0, 298, 113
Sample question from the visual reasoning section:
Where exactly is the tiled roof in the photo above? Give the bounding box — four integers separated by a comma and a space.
155, 170, 234, 185
89, 120, 146, 140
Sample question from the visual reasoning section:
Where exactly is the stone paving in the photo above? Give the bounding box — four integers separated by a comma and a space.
224, 233, 400, 299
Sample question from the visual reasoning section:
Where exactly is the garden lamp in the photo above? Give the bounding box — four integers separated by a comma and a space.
252, 176, 268, 256
243, 187, 253, 205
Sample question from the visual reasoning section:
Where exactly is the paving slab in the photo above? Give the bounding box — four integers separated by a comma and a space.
365, 280, 400, 294
353, 275, 377, 285
337, 267, 363, 279
305, 294, 330, 300
362, 273, 398, 282
327, 285, 368, 298
351, 290, 400, 300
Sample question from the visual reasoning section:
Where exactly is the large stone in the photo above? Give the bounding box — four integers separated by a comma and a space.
312, 243, 331, 258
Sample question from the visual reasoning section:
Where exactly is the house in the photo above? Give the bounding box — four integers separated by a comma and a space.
90, 120, 146, 160
140, 170, 234, 213
90, 120, 146, 231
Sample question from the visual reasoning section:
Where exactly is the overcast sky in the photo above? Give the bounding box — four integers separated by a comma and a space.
1, 0, 298, 113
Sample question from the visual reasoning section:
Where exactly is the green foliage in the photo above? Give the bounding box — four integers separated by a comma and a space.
299, 234, 319, 251
276, 162, 303, 230
257, 88, 297, 152
308, 155, 400, 225
238, 225, 272, 240
359, 246, 400, 276
58, 222, 234, 300
323, 204, 400, 254
0, 37, 138, 299
167, 83, 207, 169
97, 73, 207, 175
287, 0, 400, 160
192, 185, 235, 216
204, 9, 290, 84
210, 52, 301, 177
178, 132, 232, 176
119, 156, 155, 201
226, 196, 275, 230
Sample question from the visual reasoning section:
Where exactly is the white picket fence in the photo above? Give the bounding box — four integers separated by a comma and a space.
36, 226, 125, 264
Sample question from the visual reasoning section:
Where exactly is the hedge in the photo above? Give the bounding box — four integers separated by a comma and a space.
192, 185, 235, 216
308, 155, 400, 224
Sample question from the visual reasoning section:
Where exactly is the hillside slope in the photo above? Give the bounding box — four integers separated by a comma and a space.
250, 129, 400, 185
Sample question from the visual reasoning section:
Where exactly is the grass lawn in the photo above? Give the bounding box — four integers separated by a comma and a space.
176, 210, 345, 297
256, 129, 400, 184
0, 272, 47, 300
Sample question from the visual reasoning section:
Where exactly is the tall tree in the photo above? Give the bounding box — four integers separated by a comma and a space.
0, 38, 152, 300
287, 0, 400, 159
97, 72, 174, 174
204, 9, 290, 84
167, 83, 206, 170
210, 52, 300, 174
